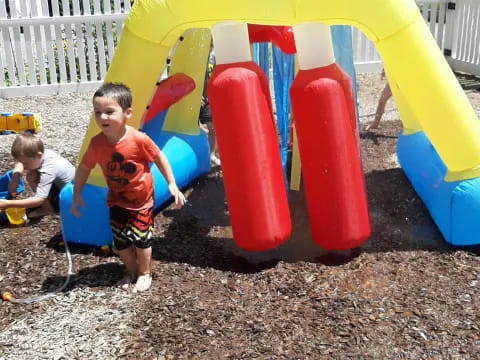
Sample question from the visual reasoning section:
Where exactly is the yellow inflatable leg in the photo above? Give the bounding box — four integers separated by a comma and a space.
377, 15, 480, 173
164, 29, 212, 135
385, 73, 422, 135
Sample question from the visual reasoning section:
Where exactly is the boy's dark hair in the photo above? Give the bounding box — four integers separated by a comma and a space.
11, 133, 45, 159
93, 82, 132, 111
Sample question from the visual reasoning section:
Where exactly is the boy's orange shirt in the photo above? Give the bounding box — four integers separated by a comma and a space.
82, 126, 160, 210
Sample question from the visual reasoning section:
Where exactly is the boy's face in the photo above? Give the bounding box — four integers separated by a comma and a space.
93, 96, 132, 140
17, 153, 43, 171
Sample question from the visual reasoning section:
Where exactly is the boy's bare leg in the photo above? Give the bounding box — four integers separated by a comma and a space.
136, 247, 151, 274
24, 170, 55, 218
367, 83, 392, 130
117, 246, 138, 290
199, 122, 209, 134
133, 247, 152, 292
25, 170, 39, 192
207, 122, 221, 166
27, 200, 55, 218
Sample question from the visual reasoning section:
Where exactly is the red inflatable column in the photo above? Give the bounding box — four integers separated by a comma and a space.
290, 22, 370, 250
290, 68, 371, 250
208, 61, 292, 251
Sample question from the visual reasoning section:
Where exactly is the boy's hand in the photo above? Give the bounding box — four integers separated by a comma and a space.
8, 169, 22, 196
168, 183, 186, 208
8, 181, 18, 197
70, 196, 86, 217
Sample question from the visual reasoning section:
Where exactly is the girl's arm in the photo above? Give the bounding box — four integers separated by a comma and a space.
0, 196, 45, 210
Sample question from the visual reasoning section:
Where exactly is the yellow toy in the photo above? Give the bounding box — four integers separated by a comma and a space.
4, 207, 27, 225
0, 112, 42, 134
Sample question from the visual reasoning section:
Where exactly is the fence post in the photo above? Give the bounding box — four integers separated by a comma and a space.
443, 1, 459, 67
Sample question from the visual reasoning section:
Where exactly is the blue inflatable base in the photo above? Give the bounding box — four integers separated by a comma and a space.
397, 131, 480, 246
60, 132, 210, 247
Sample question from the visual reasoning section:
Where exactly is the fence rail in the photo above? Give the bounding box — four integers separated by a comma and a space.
0, 0, 479, 98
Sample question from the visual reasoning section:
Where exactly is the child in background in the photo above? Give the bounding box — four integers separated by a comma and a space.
199, 42, 221, 166
70, 82, 186, 293
366, 69, 392, 130
0, 133, 75, 219
199, 95, 220, 166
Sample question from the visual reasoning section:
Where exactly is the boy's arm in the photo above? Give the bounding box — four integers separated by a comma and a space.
153, 152, 186, 207
153, 151, 176, 184
0, 196, 46, 210
7, 162, 24, 196
70, 163, 91, 217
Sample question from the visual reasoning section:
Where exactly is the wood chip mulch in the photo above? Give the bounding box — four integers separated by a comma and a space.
1, 78, 479, 359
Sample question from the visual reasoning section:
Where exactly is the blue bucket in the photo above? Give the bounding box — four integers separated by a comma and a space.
0, 170, 25, 223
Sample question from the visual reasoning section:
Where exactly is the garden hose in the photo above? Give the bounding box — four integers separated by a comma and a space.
2, 238, 73, 304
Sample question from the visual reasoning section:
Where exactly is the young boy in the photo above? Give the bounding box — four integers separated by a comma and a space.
70, 82, 185, 293
0, 133, 75, 219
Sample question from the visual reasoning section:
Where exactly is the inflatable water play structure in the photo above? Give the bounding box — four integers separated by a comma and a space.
60, 0, 480, 250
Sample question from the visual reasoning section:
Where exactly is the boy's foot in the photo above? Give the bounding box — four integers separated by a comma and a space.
210, 154, 221, 166
117, 274, 135, 291
199, 123, 209, 134
364, 122, 379, 131
132, 273, 152, 293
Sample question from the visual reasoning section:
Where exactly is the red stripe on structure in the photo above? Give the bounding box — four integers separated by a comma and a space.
143, 73, 196, 125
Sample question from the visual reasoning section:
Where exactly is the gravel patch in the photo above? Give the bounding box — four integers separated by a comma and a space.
0, 92, 92, 163
0, 289, 135, 360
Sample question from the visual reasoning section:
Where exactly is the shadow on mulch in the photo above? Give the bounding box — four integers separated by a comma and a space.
152, 215, 280, 274
145, 173, 277, 273
38, 160, 480, 291
38, 234, 126, 293
359, 130, 398, 145
149, 163, 479, 272
46, 232, 115, 257
39, 262, 125, 294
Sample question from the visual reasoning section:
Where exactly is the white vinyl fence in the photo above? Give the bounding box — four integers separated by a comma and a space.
447, 0, 480, 75
0, 0, 131, 97
353, 0, 480, 74
0, 0, 479, 98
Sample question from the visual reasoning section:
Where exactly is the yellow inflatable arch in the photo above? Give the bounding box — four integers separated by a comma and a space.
79, 0, 480, 186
